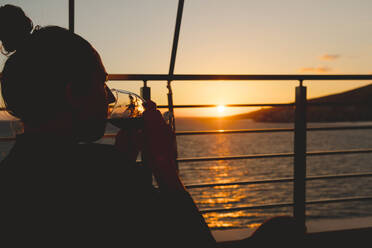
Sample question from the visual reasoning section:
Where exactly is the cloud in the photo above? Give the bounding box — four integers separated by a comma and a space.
320, 54, 341, 61
299, 66, 332, 73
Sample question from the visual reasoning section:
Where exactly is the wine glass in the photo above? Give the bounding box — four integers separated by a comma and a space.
107, 88, 146, 129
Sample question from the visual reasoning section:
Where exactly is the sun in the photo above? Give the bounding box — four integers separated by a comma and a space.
217, 105, 226, 113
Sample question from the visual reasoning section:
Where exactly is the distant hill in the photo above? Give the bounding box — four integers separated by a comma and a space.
228, 84, 372, 122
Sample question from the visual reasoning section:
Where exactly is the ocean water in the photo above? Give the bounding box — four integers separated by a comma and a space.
172, 118, 372, 230
1, 118, 372, 230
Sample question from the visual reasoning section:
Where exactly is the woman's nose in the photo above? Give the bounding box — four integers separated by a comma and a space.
105, 84, 116, 104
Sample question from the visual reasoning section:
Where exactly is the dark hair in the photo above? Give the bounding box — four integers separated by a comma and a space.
0, 4, 106, 124
0, 4, 33, 54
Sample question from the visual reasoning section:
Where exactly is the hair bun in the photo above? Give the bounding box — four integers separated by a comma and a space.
0, 4, 33, 53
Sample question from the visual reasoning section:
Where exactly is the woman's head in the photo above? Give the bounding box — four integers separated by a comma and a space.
0, 4, 33, 54
0, 4, 113, 142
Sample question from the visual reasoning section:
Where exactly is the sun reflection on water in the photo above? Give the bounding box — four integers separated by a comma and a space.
199, 189, 246, 206
197, 134, 260, 228
182, 130, 276, 229
203, 211, 263, 230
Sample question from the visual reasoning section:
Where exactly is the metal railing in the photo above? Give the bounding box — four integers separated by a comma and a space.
1, 74, 372, 233
67, 0, 372, 235
105, 73, 372, 233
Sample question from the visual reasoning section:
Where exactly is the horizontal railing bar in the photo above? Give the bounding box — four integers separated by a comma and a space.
200, 196, 372, 214
1, 73, 372, 81
175, 126, 372, 136
176, 128, 293, 135
107, 74, 372, 81
188, 172, 372, 189
306, 196, 372, 205
177, 148, 372, 163
156, 102, 369, 109
307, 148, 372, 156
157, 103, 294, 108
307, 126, 372, 131
307, 172, 372, 181
186, 172, 372, 189
177, 153, 294, 163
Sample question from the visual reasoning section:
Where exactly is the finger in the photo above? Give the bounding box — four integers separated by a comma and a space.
143, 109, 164, 123
143, 100, 157, 111
143, 110, 167, 130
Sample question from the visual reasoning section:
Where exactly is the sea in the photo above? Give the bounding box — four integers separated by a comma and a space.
1, 117, 372, 230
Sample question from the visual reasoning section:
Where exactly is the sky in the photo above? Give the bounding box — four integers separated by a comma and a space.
1, 0, 372, 117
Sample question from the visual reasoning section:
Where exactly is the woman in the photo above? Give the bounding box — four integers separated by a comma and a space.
0, 4, 216, 247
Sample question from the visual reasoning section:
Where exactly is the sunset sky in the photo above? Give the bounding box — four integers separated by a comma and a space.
1, 0, 372, 117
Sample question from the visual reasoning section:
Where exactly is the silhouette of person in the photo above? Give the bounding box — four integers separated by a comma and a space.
0, 4, 216, 247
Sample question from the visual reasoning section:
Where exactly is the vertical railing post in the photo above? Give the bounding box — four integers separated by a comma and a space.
141, 81, 153, 186
141, 80, 151, 101
166, 0, 184, 174
293, 80, 307, 234
69, 0, 75, 32
167, 0, 184, 132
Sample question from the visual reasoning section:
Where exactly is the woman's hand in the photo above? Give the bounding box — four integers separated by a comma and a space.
114, 128, 143, 163
142, 101, 184, 192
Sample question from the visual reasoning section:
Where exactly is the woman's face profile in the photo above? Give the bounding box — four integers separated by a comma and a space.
72, 68, 115, 142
